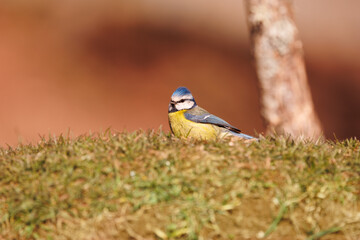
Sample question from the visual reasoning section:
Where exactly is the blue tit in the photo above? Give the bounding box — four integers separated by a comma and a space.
168, 87, 257, 140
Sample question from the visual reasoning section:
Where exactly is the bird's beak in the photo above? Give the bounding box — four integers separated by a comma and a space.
168, 101, 176, 113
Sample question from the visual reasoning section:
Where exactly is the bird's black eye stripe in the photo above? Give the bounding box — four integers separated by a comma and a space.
176, 98, 193, 103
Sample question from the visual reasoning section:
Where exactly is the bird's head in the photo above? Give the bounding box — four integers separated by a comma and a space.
168, 87, 197, 113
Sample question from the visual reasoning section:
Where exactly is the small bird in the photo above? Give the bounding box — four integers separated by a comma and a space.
168, 87, 257, 140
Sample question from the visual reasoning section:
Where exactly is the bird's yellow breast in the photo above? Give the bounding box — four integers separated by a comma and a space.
168, 110, 219, 140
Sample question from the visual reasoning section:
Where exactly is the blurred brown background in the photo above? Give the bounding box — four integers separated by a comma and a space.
0, 0, 359, 146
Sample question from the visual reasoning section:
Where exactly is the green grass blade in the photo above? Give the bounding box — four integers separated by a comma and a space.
263, 203, 287, 237
306, 226, 341, 240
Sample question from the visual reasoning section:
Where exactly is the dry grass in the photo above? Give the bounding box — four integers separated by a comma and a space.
0, 130, 359, 239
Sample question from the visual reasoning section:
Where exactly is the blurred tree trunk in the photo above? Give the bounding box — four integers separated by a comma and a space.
245, 0, 322, 139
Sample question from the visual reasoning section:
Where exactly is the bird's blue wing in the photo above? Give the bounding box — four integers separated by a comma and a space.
228, 131, 257, 140
184, 112, 241, 133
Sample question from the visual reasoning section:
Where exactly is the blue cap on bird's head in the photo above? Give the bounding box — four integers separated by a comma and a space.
171, 87, 195, 102
169, 87, 197, 112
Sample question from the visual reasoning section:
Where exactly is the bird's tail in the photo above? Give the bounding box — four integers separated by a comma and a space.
228, 131, 258, 140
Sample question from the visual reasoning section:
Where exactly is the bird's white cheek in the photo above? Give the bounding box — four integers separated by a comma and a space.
176, 101, 194, 110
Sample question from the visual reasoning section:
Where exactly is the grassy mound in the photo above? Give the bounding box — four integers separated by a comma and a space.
0, 130, 359, 239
